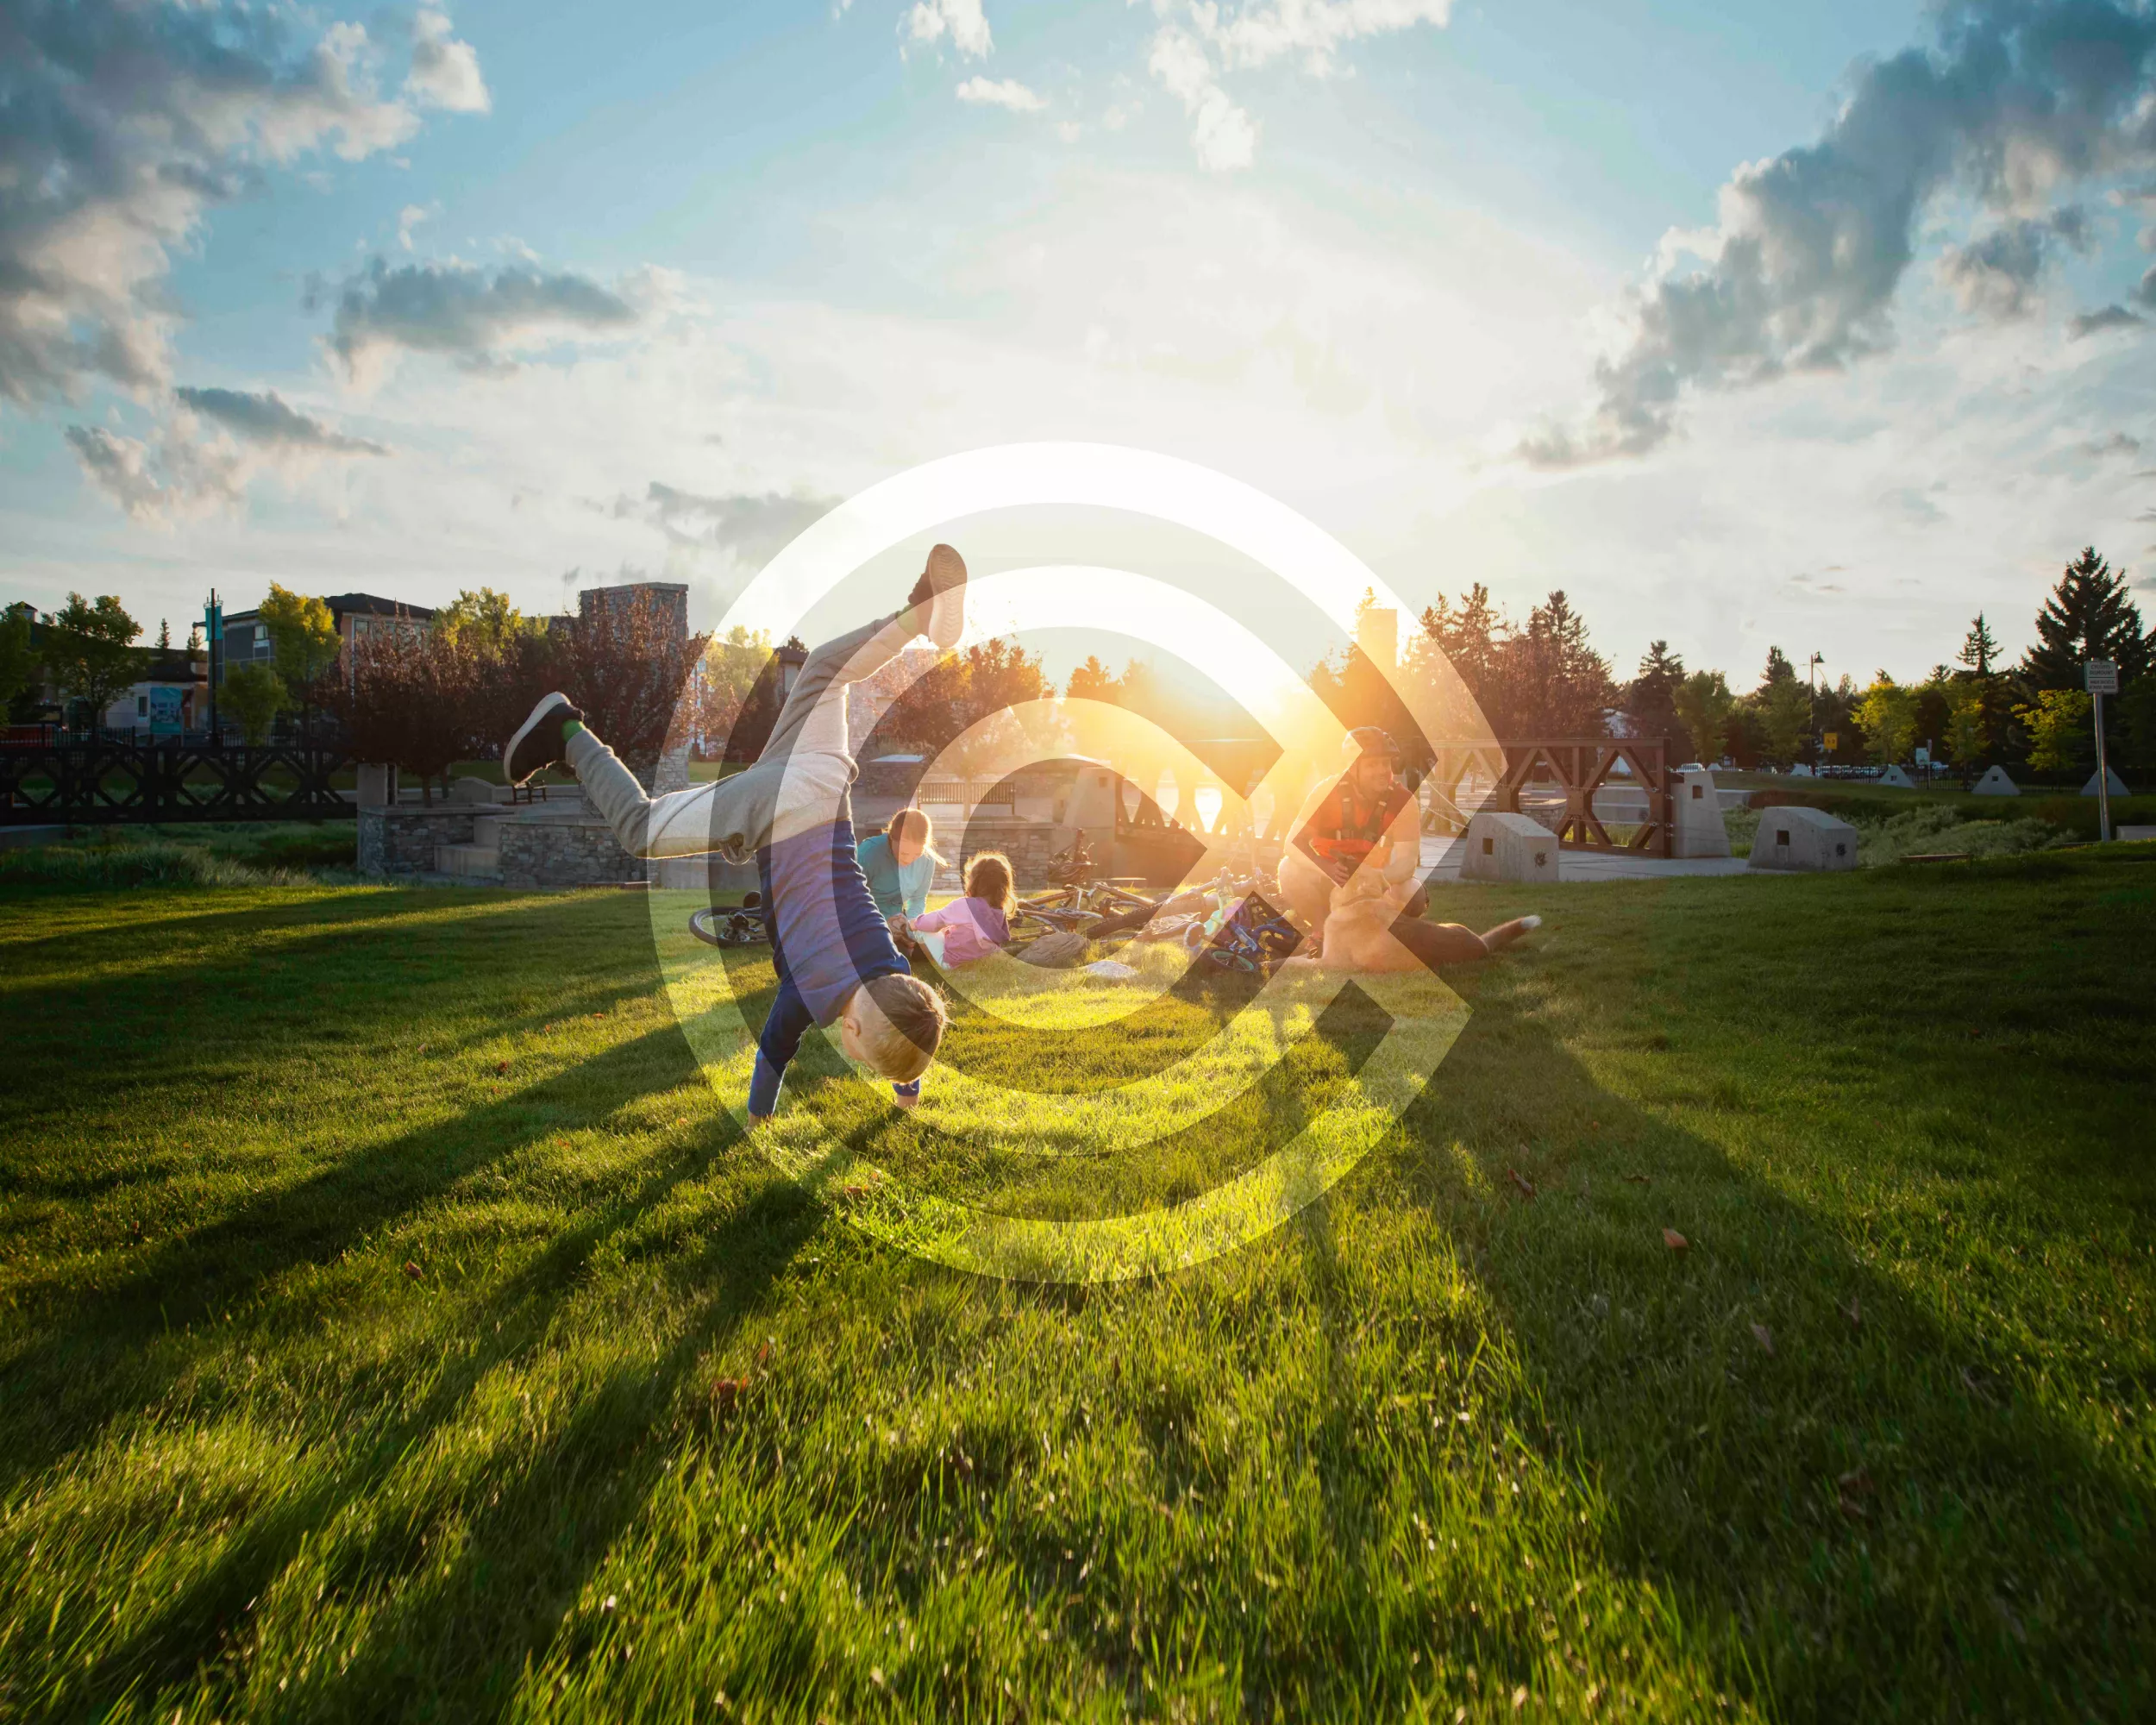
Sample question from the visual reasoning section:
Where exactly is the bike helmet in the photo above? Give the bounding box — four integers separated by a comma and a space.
1343, 726, 1402, 763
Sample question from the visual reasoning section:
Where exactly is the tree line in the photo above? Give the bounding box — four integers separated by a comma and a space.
1307, 549, 2148, 781
9, 541, 2142, 794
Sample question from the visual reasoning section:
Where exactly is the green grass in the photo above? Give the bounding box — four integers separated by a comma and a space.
0, 851, 2152, 1721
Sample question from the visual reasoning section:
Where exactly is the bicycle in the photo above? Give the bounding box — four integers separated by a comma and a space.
687, 892, 768, 949
1013, 830, 1159, 938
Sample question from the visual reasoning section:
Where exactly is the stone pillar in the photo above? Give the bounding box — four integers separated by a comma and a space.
1672, 768, 1731, 859
356, 762, 398, 807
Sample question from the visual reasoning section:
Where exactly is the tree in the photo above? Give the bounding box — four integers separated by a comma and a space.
541, 589, 710, 777
47, 593, 139, 734
1501, 590, 1616, 737
1959, 612, 2002, 676
1672, 670, 1734, 765
157, 618, 171, 650
2016, 687, 2093, 776
2118, 671, 2156, 774
1755, 677, 1813, 767
1758, 645, 1797, 689
0, 605, 37, 717
1944, 679, 1990, 780
1066, 656, 1119, 702
691, 624, 774, 756
330, 626, 486, 802
259, 584, 341, 738
1625, 640, 1688, 755
2021, 548, 2148, 691
222, 662, 290, 745
1913, 670, 1953, 768
1417, 585, 1505, 712
1854, 673, 1920, 766
436, 587, 539, 654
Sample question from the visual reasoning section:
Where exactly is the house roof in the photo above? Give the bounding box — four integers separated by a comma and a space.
323, 593, 436, 620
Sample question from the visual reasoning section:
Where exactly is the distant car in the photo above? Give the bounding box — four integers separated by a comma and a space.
1677, 762, 1706, 773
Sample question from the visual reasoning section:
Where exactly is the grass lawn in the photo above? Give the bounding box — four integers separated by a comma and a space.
1, 849, 2152, 1721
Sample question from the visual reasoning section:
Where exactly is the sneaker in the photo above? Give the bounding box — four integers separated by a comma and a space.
505, 692, 583, 785
906, 542, 967, 649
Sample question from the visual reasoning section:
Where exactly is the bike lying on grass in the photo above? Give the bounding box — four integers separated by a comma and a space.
687, 894, 768, 949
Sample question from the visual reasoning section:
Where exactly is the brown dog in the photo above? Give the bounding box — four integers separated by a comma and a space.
1290, 868, 1540, 973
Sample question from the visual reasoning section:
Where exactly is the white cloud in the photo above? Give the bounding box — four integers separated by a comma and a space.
1523, 0, 2156, 467
1200, 0, 1451, 73
1144, 0, 1450, 171
405, 8, 492, 113
317, 258, 649, 388
906, 0, 993, 59
1148, 28, 1257, 172
1938, 210, 2089, 321
398, 204, 440, 252
67, 390, 387, 524
956, 76, 1045, 111
0, 0, 460, 411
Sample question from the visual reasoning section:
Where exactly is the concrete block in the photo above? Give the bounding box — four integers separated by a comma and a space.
1877, 764, 1916, 788
1461, 812, 1562, 883
355, 762, 398, 807
1972, 765, 2019, 796
1673, 769, 1732, 859
1748, 806, 1858, 872
449, 774, 511, 806
2119, 825, 2156, 842
2083, 767, 2129, 798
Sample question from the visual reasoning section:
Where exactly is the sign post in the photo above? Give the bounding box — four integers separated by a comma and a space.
204, 591, 222, 743
2085, 659, 2117, 842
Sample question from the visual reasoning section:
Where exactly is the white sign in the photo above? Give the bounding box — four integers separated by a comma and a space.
1914, 746, 1930, 765
2085, 659, 2119, 694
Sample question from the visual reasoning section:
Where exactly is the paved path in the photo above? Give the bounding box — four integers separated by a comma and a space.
1420, 835, 1751, 881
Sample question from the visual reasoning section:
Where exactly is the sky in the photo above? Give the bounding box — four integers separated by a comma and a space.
3, 0, 2156, 693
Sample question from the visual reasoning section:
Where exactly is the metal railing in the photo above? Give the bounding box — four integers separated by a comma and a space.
1, 740, 356, 825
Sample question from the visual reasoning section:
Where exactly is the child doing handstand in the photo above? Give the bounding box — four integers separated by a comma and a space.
502, 546, 968, 1119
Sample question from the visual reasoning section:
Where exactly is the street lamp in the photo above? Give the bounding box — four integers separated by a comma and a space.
1808, 652, 1825, 769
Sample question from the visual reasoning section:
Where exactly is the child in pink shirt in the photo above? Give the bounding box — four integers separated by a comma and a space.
905, 851, 1015, 968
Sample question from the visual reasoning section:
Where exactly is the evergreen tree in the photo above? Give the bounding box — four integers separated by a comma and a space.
1626, 640, 1688, 755
1672, 671, 1734, 765
0, 605, 37, 718
1958, 612, 2001, 676
1755, 678, 1813, 766
1758, 645, 1796, 689
1510, 589, 1616, 737
1065, 656, 1119, 702
1417, 585, 1505, 707
2021, 548, 2148, 690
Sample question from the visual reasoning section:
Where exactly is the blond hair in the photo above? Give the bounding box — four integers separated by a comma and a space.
964, 850, 1015, 915
855, 972, 948, 1082
887, 806, 943, 866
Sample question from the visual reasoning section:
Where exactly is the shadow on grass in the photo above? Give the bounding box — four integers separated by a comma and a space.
60, 1145, 828, 1724
281, 1119, 895, 1723
1389, 975, 2154, 1717
0, 951, 686, 1502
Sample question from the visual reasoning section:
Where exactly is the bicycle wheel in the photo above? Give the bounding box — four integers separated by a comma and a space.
687, 908, 726, 948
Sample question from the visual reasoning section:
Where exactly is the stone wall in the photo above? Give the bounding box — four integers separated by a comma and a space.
358, 806, 476, 876
954, 816, 1064, 888
498, 801, 648, 887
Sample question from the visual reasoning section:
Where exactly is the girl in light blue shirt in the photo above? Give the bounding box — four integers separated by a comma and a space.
857, 807, 939, 928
